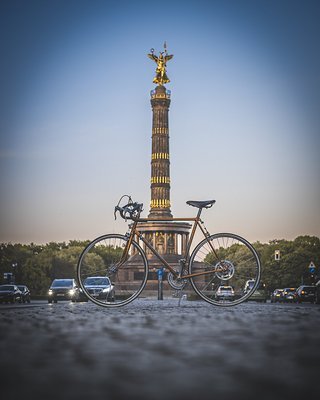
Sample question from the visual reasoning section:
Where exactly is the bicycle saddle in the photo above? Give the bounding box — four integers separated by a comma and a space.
186, 200, 216, 209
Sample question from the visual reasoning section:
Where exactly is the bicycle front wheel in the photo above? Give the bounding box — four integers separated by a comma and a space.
77, 234, 148, 307
189, 233, 261, 306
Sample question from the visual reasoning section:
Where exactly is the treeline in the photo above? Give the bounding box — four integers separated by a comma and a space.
253, 235, 319, 290
0, 240, 90, 295
0, 236, 319, 295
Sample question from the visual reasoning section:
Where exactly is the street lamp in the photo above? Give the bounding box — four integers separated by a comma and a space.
12, 262, 17, 283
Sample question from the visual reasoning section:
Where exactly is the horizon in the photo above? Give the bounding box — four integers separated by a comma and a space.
1, 233, 319, 247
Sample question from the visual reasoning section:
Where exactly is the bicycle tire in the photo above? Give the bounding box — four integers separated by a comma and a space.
77, 234, 148, 307
189, 233, 261, 306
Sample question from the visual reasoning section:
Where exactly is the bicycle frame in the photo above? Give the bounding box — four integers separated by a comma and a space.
77, 197, 261, 307
120, 207, 224, 280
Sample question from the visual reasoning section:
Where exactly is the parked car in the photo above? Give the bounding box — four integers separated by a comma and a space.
215, 285, 234, 301
0, 284, 22, 304
244, 280, 268, 302
83, 276, 115, 301
17, 285, 31, 303
270, 289, 284, 303
281, 287, 296, 303
295, 285, 316, 303
48, 279, 80, 303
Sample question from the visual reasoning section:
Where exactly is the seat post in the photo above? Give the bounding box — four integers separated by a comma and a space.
196, 207, 203, 220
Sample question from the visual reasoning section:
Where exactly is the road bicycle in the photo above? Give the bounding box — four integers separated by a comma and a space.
77, 195, 261, 307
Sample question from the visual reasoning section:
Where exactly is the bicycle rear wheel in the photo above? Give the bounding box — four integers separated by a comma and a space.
77, 234, 148, 307
189, 233, 261, 306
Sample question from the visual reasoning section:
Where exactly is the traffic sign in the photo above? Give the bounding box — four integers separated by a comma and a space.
157, 268, 164, 279
308, 261, 316, 273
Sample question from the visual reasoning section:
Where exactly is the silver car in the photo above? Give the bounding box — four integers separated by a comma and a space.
84, 277, 115, 301
215, 285, 235, 301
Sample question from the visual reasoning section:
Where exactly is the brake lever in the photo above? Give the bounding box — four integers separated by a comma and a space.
114, 206, 121, 220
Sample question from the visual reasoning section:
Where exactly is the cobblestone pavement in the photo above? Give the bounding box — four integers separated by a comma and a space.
0, 298, 319, 400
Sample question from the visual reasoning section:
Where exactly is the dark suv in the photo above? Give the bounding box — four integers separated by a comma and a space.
48, 279, 80, 303
295, 285, 316, 303
0, 285, 22, 304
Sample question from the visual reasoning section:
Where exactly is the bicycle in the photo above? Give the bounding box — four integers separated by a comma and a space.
77, 195, 261, 307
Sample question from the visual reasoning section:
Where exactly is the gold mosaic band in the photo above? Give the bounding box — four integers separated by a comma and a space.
150, 199, 171, 208
151, 152, 170, 160
152, 127, 168, 135
150, 177, 170, 184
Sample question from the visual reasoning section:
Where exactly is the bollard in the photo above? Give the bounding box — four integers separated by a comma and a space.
157, 267, 164, 300
178, 293, 187, 307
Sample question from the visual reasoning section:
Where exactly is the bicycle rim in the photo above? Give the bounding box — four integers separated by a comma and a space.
77, 234, 148, 307
189, 233, 261, 306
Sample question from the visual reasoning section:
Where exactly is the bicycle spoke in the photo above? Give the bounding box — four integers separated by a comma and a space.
189, 233, 261, 306
77, 234, 148, 307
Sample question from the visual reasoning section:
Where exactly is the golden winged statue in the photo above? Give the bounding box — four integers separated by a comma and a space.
148, 43, 173, 85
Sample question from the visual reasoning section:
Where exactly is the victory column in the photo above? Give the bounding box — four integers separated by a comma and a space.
136, 44, 191, 285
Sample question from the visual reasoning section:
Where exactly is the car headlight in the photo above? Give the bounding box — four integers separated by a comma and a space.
102, 288, 111, 293
69, 289, 75, 295
48, 289, 53, 295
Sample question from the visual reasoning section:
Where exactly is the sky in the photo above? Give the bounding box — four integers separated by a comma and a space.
0, 0, 319, 245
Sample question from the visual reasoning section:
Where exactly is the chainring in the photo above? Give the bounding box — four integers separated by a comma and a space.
167, 270, 188, 290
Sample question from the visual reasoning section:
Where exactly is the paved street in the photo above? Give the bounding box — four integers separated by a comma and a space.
0, 298, 319, 400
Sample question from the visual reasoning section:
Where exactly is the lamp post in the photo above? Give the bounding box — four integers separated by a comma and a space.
12, 262, 17, 284
274, 250, 281, 288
